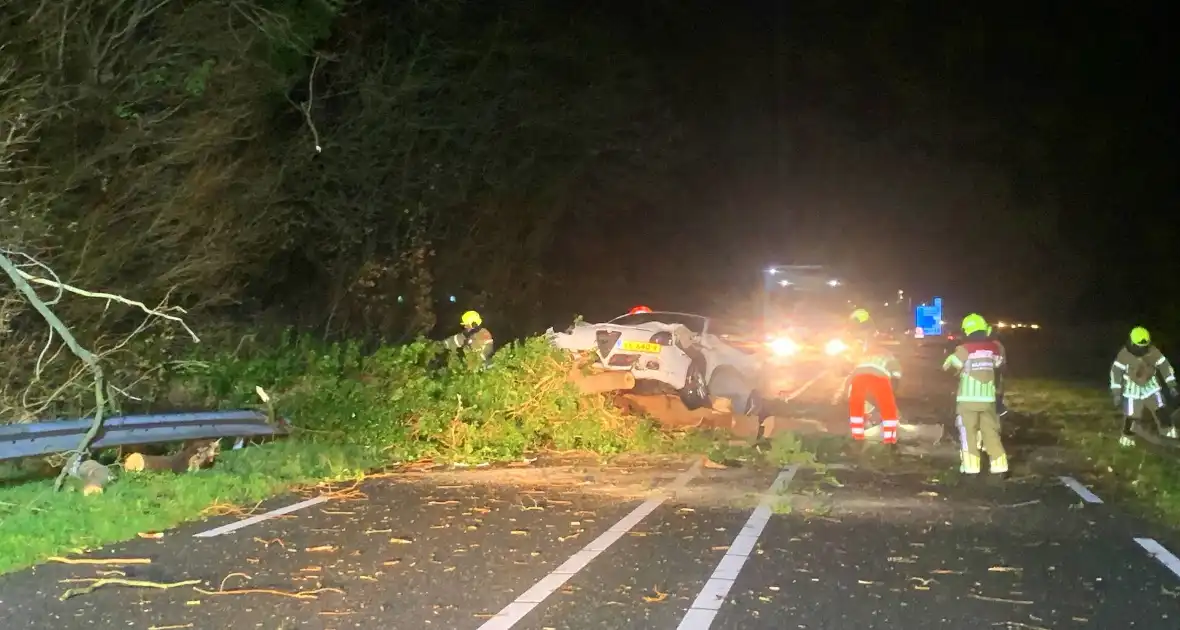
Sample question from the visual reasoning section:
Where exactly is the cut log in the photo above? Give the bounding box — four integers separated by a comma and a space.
710, 397, 733, 414
569, 369, 636, 395
122, 440, 222, 474
123, 453, 177, 472
620, 394, 736, 430
71, 460, 111, 496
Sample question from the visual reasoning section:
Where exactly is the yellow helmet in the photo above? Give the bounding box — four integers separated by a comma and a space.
460, 310, 482, 328
1130, 326, 1150, 346
962, 313, 988, 335
850, 308, 870, 324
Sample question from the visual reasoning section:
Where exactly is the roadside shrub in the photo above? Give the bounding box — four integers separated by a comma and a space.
177, 333, 663, 461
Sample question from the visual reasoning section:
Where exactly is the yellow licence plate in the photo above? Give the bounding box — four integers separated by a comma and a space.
620, 340, 662, 353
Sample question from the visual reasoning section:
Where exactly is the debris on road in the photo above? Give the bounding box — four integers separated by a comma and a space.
59, 577, 201, 601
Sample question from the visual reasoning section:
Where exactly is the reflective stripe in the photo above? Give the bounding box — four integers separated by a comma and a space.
1114, 361, 1128, 369
1157, 357, 1168, 366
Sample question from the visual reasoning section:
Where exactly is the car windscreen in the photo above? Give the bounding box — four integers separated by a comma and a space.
609, 313, 707, 334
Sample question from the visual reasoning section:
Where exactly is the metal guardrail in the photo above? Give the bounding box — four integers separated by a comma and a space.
0, 410, 290, 462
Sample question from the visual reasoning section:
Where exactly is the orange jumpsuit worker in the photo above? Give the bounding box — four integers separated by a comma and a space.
847, 344, 904, 444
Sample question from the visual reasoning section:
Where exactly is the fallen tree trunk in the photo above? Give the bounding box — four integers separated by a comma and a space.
123, 440, 221, 474
123, 453, 178, 472
563, 362, 768, 440
567, 366, 636, 395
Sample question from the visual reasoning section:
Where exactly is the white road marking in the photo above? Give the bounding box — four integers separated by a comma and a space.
676, 465, 799, 629
475, 460, 704, 630
1059, 475, 1103, 504
1134, 538, 1180, 580
193, 496, 329, 538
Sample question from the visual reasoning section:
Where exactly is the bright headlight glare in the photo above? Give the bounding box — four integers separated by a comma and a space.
824, 338, 848, 355
768, 337, 798, 356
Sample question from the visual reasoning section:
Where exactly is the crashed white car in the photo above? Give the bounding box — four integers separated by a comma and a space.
546, 311, 763, 412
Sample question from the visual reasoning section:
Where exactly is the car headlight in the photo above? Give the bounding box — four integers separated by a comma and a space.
824, 338, 849, 355
768, 337, 799, 356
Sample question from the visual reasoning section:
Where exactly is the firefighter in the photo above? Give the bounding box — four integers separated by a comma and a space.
443, 310, 494, 365
943, 313, 1007, 475
1110, 326, 1178, 446
847, 341, 904, 444
628, 305, 653, 315
848, 308, 875, 351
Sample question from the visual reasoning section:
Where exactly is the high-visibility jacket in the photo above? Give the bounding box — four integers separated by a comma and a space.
444, 326, 494, 362
851, 352, 902, 380
943, 335, 1004, 403
1111, 344, 1175, 400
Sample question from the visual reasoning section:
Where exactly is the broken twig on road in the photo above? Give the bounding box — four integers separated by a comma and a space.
59, 578, 201, 601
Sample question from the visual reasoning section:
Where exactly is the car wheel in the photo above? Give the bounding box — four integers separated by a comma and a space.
679, 360, 709, 410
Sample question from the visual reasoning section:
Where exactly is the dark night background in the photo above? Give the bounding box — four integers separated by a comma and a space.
2, 0, 1176, 343
564, 1, 1176, 329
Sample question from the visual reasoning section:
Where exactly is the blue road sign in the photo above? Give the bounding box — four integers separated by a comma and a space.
915, 297, 943, 336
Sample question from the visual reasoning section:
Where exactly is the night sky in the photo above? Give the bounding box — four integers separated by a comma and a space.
555, 2, 1176, 328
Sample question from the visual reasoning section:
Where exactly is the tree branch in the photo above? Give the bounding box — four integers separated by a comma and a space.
0, 248, 200, 343
0, 250, 106, 491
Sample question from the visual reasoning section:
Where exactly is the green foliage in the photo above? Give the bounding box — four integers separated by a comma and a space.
0, 440, 379, 575
177, 334, 664, 462
1008, 379, 1180, 523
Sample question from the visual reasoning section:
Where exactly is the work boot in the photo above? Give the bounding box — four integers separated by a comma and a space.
1119, 434, 1136, 448
989, 455, 1009, 480
959, 452, 981, 475
1165, 427, 1178, 439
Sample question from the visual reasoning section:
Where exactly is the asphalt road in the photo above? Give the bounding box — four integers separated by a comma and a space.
2, 346, 1179, 629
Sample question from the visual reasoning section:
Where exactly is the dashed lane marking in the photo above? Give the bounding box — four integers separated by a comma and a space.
675, 465, 800, 630
193, 496, 329, 538
475, 459, 704, 630
1059, 475, 1103, 504
1134, 538, 1180, 581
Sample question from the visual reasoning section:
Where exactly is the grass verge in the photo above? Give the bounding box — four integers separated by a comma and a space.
2, 333, 777, 575
1007, 378, 1180, 523
0, 440, 378, 575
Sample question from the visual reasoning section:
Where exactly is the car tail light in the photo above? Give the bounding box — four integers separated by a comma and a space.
649, 331, 674, 346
